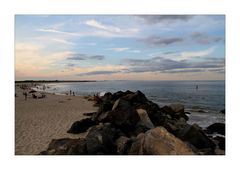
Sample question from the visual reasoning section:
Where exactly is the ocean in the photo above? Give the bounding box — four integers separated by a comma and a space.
43, 80, 225, 128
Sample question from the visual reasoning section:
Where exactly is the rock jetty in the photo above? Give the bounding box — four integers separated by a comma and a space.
40, 90, 225, 155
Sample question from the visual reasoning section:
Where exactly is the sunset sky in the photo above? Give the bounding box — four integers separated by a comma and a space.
15, 15, 225, 81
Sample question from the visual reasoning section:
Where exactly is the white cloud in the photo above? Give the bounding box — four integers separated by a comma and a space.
37, 28, 79, 36
107, 47, 130, 52
51, 38, 75, 45
85, 19, 122, 33
84, 19, 139, 37
178, 47, 215, 60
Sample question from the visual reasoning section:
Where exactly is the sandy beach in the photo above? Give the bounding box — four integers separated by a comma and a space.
15, 85, 97, 155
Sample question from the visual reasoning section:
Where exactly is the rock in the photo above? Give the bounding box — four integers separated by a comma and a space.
136, 109, 154, 129
122, 90, 148, 104
39, 138, 87, 155
169, 103, 185, 114
115, 136, 132, 154
101, 92, 113, 102
185, 112, 191, 115
112, 90, 133, 101
220, 109, 225, 114
137, 102, 166, 126
85, 123, 117, 154
175, 124, 216, 149
160, 105, 175, 115
129, 127, 194, 155
67, 118, 96, 134
83, 112, 96, 116
206, 123, 225, 135
109, 99, 140, 132
134, 109, 155, 135
29, 90, 37, 93
99, 101, 113, 113
213, 136, 225, 150
161, 104, 188, 121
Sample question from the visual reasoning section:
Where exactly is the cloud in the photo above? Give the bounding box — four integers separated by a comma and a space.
67, 53, 105, 60
84, 19, 139, 38
85, 19, 122, 33
142, 36, 183, 46
51, 38, 75, 45
177, 47, 215, 60
138, 15, 194, 24
77, 70, 119, 76
107, 47, 130, 52
191, 32, 224, 44
123, 56, 224, 74
37, 28, 79, 36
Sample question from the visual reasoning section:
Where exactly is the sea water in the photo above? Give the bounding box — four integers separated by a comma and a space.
45, 80, 225, 127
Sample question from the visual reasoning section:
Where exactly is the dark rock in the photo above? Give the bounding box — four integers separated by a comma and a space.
160, 106, 175, 115
115, 136, 132, 155
108, 99, 140, 133
85, 123, 117, 154
99, 101, 113, 113
213, 136, 225, 150
134, 109, 154, 136
29, 90, 37, 93
39, 138, 87, 155
137, 102, 166, 127
206, 123, 225, 135
122, 90, 148, 104
175, 124, 216, 149
101, 92, 113, 102
83, 112, 96, 116
67, 118, 96, 134
136, 109, 154, 129
129, 127, 194, 155
185, 112, 191, 115
160, 105, 188, 121
169, 103, 185, 114
112, 90, 132, 101
220, 109, 225, 114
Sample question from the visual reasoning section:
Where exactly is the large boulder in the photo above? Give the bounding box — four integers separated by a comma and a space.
108, 99, 140, 132
40, 138, 87, 155
115, 136, 132, 155
213, 136, 225, 150
206, 123, 225, 135
121, 90, 148, 104
137, 102, 166, 126
169, 103, 185, 114
136, 109, 154, 129
101, 92, 113, 102
162, 104, 188, 121
85, 123, 117, 154
175, 124, 216, 149
67, 118, 96, 134
134, 109, 155, 135
112, 90, 133, 101
129, 127, 194, 155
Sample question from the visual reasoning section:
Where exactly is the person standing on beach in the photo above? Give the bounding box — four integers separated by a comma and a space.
196, 85, 198, 90
23, 91, 27, 100
70, 90, 72, 95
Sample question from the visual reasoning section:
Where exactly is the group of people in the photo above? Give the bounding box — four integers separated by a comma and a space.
68, 90, 75, 96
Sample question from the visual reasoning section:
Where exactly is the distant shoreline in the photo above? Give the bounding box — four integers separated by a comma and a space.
15, 79, 224, 83
15, 80, 102, 83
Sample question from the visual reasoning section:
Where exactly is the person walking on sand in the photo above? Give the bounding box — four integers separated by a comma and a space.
23, 91, 27, 101
196, 85, 198, 90
70, 90, 72, 95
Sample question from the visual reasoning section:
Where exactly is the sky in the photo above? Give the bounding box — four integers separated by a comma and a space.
15, 15, 225, 81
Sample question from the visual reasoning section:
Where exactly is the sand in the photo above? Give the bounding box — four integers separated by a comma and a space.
15, 85, 98, 155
